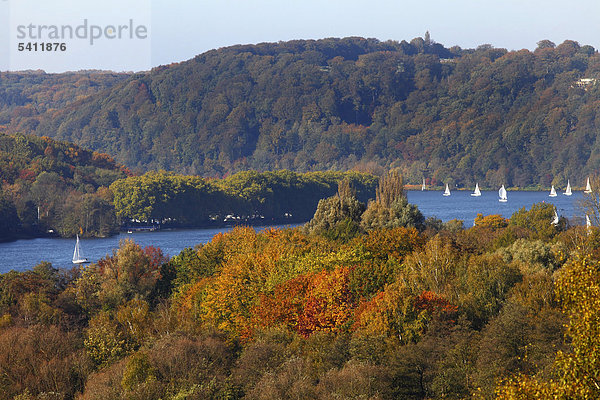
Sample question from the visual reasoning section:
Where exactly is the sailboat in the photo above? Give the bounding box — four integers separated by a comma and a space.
422, 178, 426, 191
564, 180, 572, 196
585, 177, 592, 194
443, 183, 451, 196
551, 209, 559, 225
498, 185, 508, 202
586, 215, 592, 234
549, 185, 557, 197
471, 183, 481, 197
72, 235, 89, 265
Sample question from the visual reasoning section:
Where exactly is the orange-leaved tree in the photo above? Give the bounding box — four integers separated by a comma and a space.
353, 281, 456, 343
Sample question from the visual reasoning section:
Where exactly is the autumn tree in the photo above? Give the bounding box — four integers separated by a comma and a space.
76, 239, 167, 310
474, 213, 508, 229
0, 325, 92, 399
361, 170, 424, 231
496, 253, 600, 399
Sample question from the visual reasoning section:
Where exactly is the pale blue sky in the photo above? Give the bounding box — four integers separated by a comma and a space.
2, 0, 600, 72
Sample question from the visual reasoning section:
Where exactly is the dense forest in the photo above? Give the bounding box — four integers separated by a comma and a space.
111, 170, 377, 227
0, 132, 378, 239
2, 37, 600, 187
0, 133, 128, 240
0, 70, 128, 123
0, 175, 598, 399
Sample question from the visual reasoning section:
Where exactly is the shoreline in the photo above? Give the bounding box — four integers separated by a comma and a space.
0, 218, 306, 244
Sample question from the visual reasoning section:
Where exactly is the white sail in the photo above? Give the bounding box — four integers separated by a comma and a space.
586, 215, 592, 234
422, 178, 426, 191
549, 185, 557, 197
551, 209, 559, 225
585, 177, 592, 194
564, 180, 572, 196
443, 183, 451, 196
72, 235, 89, 264
471, 183, 481, 197
72, 236, 78, 262
499, 185, 507, 202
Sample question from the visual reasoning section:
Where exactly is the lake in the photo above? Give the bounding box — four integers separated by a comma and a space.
0, 190, 587, 272
406, 189, 586, 224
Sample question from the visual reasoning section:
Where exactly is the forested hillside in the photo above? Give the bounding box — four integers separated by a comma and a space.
0, 133, 128, 240
3, 37, 600, 186
0, 71, 128, 123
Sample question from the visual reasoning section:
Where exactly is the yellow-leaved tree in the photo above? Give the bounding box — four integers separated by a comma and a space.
496, 253, 600, 399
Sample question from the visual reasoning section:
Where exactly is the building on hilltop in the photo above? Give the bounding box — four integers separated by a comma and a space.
574, 78, 597, 89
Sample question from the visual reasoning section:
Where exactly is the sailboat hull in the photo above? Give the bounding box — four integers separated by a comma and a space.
72, 259, 90, 265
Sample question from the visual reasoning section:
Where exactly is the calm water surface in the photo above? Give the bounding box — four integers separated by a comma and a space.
0, 225, 298, 273
0, 190, 587, 272
406, 189, 585, 224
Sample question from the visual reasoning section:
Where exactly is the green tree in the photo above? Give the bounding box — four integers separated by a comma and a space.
361, 171, 424, 230
510, 202, 564, 240
85, 311, 132, 367
304, 180, 365, 240
121, 352, 156, 392
0, 190, 19, 239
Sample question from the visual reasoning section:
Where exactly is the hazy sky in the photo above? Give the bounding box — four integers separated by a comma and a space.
2, 0, 600, 72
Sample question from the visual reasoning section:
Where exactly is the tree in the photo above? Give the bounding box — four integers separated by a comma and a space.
121, 352, 156, 393
424, 31, 431, 46
510, 202, 564, 240
0, 325, 92, 399
76, 239, 167, 310
304, 180, 365, 240
474, 213, 508, 229
361, 196, 424, 231
496, 254, 600, 398
536, 40, 556, 50
0, 190, 19, 239
361, 170, 424, 230
29, 171, 65, 226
